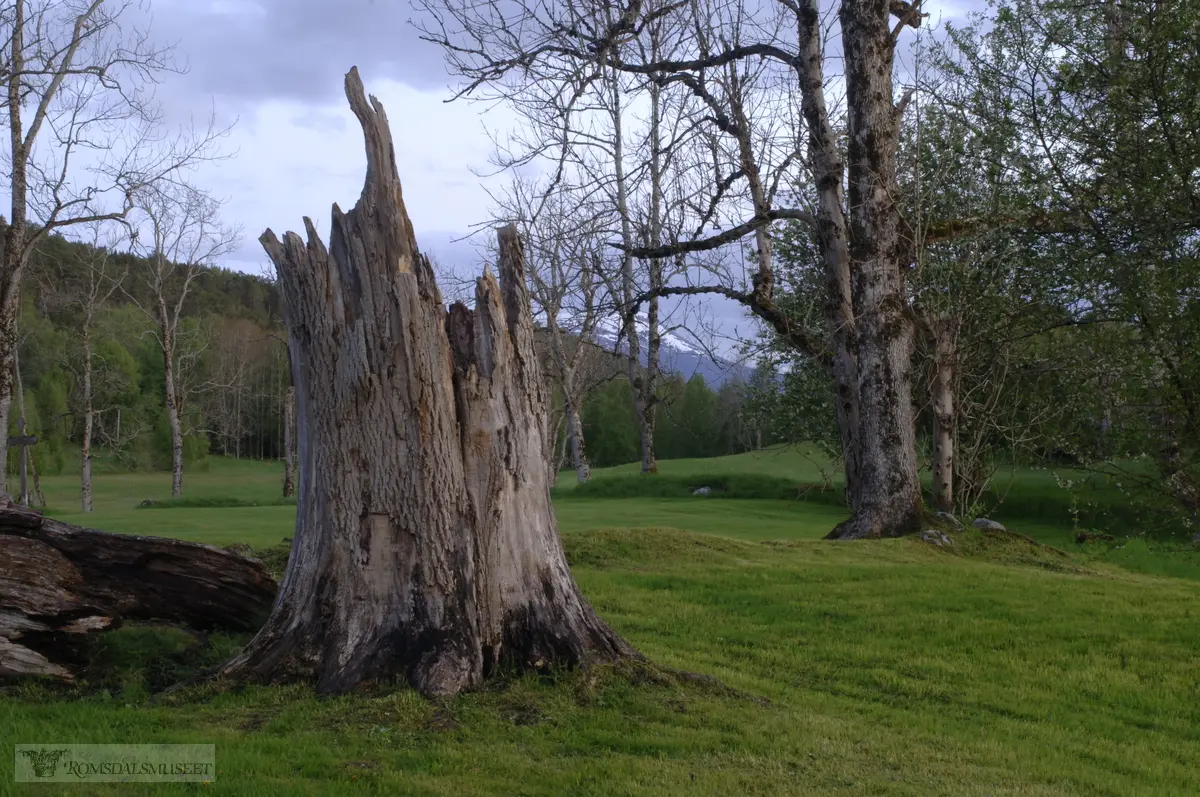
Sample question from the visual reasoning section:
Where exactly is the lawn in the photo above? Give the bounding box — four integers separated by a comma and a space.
3, 453, 1199, 795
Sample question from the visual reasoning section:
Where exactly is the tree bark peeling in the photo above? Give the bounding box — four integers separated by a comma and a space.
222, 68, 634, 698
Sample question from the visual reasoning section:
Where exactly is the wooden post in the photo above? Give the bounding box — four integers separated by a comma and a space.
7, 418, 37, 507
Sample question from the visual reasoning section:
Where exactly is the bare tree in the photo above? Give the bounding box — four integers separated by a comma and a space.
0, 0, 227, 498
420, 0, 936, 537
495, 177, 614, 482
35, 221, 127, 510
126, 182, 238, 496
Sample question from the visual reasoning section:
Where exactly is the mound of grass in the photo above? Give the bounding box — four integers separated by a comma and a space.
915, 527, 1096, 575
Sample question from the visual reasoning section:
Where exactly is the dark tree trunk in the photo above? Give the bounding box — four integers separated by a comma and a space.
221, 68, 634, 698
826, 0, 923, 539
0, 508, 276, 680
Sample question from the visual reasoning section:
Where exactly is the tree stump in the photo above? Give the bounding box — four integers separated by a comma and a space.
0, 508, 277, 680
220, 67, 635, 697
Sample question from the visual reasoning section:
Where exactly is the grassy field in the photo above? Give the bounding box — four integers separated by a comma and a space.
3, 452, 1200, 795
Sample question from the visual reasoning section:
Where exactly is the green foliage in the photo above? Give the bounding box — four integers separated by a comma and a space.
580, 378, 641, 467
938, 0, 1200, 527
9, 232, 290, 486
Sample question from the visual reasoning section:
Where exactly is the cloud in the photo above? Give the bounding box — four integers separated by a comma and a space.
150, 0, 451, 110
207, 78, 516, 276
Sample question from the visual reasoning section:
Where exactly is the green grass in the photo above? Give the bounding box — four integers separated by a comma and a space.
4, 454, 1200, 795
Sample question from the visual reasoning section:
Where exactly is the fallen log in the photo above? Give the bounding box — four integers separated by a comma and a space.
0, 508, 277, 681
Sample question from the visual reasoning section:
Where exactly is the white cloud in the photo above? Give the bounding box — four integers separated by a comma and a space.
202, 79, 518, 274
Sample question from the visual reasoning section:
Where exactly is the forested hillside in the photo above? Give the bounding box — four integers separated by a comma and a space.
10, 226, 767, 485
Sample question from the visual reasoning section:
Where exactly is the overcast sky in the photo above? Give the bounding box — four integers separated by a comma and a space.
134, 0, 984, 356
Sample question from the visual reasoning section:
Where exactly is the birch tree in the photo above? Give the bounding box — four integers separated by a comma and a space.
35, 222, 126, 510
126, 183, 238, 496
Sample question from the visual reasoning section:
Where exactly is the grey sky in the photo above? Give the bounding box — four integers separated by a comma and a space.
144, 0, 985, 355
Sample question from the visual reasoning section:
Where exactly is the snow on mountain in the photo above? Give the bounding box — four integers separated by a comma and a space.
579, 312, 750, 388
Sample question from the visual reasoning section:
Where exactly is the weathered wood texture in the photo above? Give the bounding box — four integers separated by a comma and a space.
223, 67, 634, 698
0, 508, 277, 680
825, 0, 923, 539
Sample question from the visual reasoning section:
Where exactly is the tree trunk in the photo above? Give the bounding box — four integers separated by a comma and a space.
282, 385, 296, 498
827, 0, 922, 539
0, 508, 276, 680
221, 68, 634, 698
796, 0, 863, 513
607, 64, 653, 475
81, 327, 94, 512
929, 317, 959, 514
565, 401, 591, 484
638, 78, 665, 475
551, 408, 569, 487
0, 1, 27, 504
639, 293, 659, 474
160, 319, 184, 498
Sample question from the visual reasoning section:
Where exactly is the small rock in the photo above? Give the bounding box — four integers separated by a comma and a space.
920, 529, 954, 547
693, 486, 711, 496
933, 511, 963, 528
138, 499, 157, 508
972, 518, 1006, 532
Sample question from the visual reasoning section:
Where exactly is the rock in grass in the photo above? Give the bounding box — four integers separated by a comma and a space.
693, 487, 712, 496
933, 511, 963, 528
972, 518, 1006, 532
920, 530, 954, 547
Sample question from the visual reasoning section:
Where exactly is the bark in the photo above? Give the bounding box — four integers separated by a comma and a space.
81, 327, 94, 513
0, 508, 277, 680
0, 0, 28, 502
826, 0, 922, 539
608, 66, 653, 474
565, 401, 591, 483
929, 317, 959, 514
794, 0, 864, 511
221, 68, 633, 698
159, 305, 185, 498
551, 408, 569, 486
282, 385, 296, 498
638, 78, 665, 476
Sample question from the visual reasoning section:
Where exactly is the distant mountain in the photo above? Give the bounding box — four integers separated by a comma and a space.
590, 314, 751, 388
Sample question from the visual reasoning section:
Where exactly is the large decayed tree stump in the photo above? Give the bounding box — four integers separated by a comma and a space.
220, 67, 634, 697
